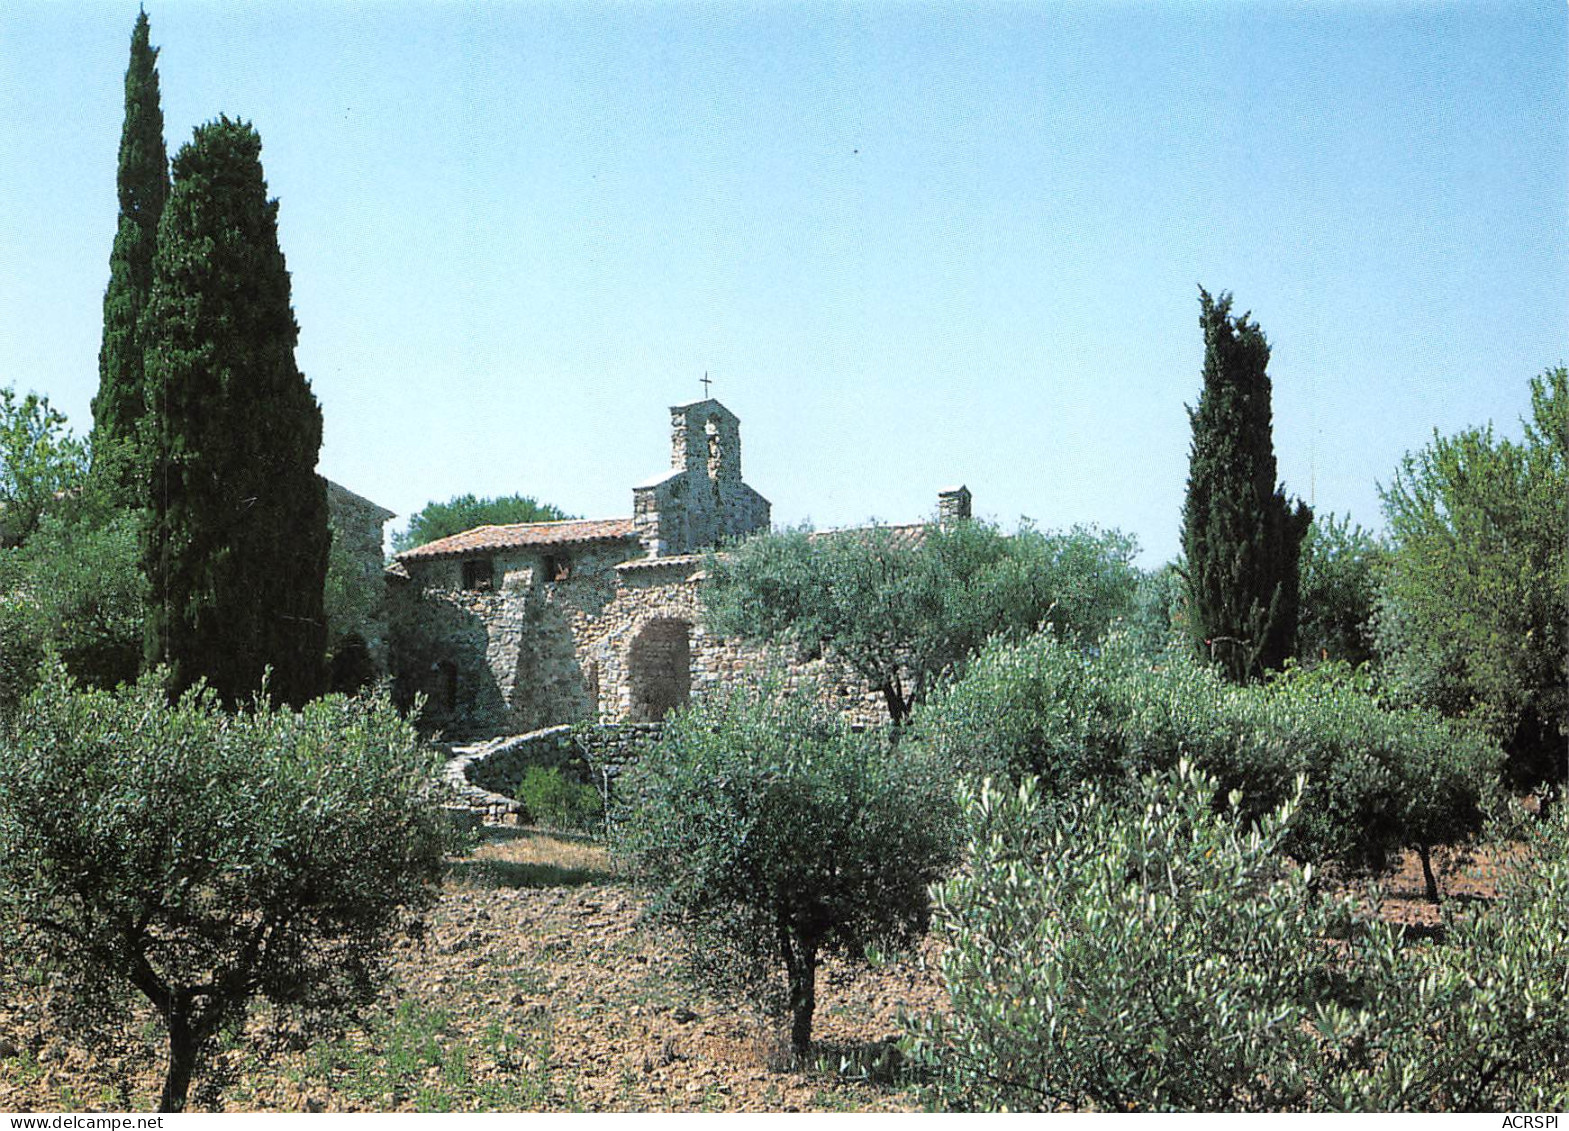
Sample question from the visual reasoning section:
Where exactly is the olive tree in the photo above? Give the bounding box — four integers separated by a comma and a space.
703, 519, 1139, 723
1366, 804, 1569, 1110
614, 682, 961, 1054
906, 763, 1371, 1111
915, 629, 1501, 891
0, 669, 449, 1111
907, 761, 1569, 1111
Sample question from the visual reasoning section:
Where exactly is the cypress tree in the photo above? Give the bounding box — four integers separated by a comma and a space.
142, 117, 329, 707
94, 9, 169, 480
1181, 288, 1311, 682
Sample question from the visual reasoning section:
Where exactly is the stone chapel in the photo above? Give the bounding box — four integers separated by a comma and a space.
387, 399, 766, 737
385, 397, 969, 739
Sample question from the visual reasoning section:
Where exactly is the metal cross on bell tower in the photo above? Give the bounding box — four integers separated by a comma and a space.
700, 371, 713, 398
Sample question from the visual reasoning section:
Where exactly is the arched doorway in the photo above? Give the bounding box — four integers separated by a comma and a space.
628, 617, 692, 721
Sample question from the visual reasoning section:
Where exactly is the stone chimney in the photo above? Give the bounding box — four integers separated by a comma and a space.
937, 485, 972, 527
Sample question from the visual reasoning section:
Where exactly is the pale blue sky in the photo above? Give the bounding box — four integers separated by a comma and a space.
1, 1, 1564, 565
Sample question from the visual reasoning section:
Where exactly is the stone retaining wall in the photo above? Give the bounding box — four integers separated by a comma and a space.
448, 722, 667, 818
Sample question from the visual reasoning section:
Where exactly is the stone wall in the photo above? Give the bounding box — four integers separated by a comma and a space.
394, 546, 889, 739
386, 399, 911, 739
387, 580, 512, 738
392, 537, 708, 738
581, 557, 887, 726
448, 705, 893, 824
460, 721, 666, 802
324, 479, 396, 674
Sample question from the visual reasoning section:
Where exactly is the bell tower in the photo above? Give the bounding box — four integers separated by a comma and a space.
633, 398, 770, 557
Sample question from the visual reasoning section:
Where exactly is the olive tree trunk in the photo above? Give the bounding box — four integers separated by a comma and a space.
157, 1004, 203, 1112
1416, 841, 1442, 904
779, 926, 820, 1056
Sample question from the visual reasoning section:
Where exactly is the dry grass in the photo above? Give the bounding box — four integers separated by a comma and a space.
446, 826, 615, 890
0, 819, 938, 1113
1, 822, 1533, 1112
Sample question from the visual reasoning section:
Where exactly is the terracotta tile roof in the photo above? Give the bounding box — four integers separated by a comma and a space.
396, 517, 636, 562
810, 522, 930, 552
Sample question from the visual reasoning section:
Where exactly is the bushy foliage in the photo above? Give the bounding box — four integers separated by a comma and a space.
518, 765, 603, 833
1295, 512, 1383, 667
911, 627, 1168, 809
142, 117, 330, 708
703, 519, 1139, 722
0, 592, 48, 721
915, 630, 1501, 881
906, 763, 1381, 1111
0, 386, 88, 548
1312, 804, 1569, 1111
1374, 367, 1567, 784
1182, 288, 1312, 682
0, 670, 449, 1111
906, 763, 1569, 1111
393, 493, 574, 552
1, 433, 147, 714
614, 682, 961, 1052
1123, 559, 1188, 659
0, 508, 145, 713
1254, 662, 1500, 886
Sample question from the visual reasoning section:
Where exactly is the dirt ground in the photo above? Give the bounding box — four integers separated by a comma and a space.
1367, 840, 1514, 932
0, 828, 943, 1113
0, 827, 1521, 1114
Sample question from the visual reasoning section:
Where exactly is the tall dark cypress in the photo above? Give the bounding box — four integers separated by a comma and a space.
1181, 288, 1311, 682
142, 117, 329, 707
94, 9, 169, 478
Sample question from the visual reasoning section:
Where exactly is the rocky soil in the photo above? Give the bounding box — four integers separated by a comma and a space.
0, 827, 1519, 1114
0, 828, 944, 1113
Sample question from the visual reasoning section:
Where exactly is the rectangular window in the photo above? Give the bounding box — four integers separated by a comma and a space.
543, 554, 571, 582
461, 558, 494, 591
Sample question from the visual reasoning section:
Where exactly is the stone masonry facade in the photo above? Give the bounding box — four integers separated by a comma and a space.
325, 479, 397, 672
387, 398, 964, 740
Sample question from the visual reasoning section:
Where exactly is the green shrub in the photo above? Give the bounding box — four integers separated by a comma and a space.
613, 681, 962, 1054
0, 668, 450, 1111
0, 385, 88, 548
1123, 560, 1189, 660
1373, 367, 1567, 785
1295, 513, 1384, 668
1258, 663, 1501, 891
517, 765, 603, 833
0, 507, 145, 715
0, 588, 47, 717
906, 761, 1389, 1111
1313, 804, 1569, 1111
912, 627, 1152, 806
906, 761, 1569, 1111
915, 630, 1502, 883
